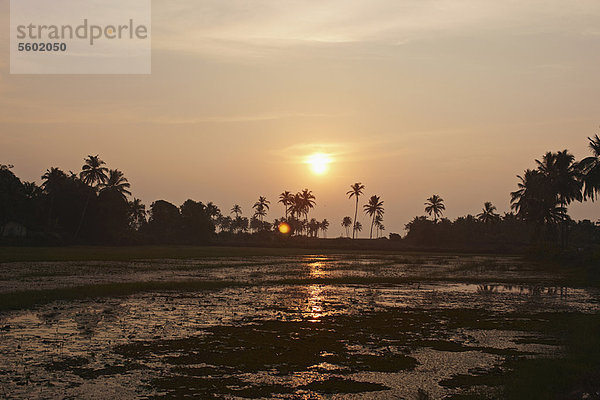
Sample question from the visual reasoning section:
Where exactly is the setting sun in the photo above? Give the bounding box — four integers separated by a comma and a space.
306, 153, 332, 175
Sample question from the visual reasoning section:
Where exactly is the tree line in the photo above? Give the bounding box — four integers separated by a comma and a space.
1, 135, 598, 249
401, 135, 600, 251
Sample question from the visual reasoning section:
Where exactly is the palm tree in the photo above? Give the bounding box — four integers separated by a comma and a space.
75, 155, 109, 238
231, 204, 242, 218
321, 219, 329, 238
347, 182, 365, 239
292, 189, 315, 235
477, 202, 500, 223
536, 151, 582, 207
511, 169, 565, 234
424, 195, 445, 222
308, 218, 319, 237
300, 189, 316, 219
578, 134, 600, 201
341, 216, 352, 237
128, 198, 146, 230
41, 167, 67, 193
253, 196, 270, 222
353, 221, 362, 237
289, 193, 302, 219
41, 167, 67, 226
206, 202, 220, 217
278, 191, 294, 219
99, 169, 131, 200
536, 150, 583, 246
363, 195, 384, 239
79, 155, 108, 187
374, 214, 384, 238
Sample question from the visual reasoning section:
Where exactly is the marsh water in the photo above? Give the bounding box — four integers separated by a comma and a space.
0, 253, 599, 399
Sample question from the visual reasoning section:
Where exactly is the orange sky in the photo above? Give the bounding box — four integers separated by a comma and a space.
1, 0, 599, 235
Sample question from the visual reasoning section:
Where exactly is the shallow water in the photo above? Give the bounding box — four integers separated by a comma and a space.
0, 254, 598, 399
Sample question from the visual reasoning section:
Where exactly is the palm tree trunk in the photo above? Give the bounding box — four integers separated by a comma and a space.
370, 215, 375, 239
352, 197, 358, 239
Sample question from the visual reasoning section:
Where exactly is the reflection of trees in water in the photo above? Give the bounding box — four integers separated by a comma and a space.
476, 284, 569, 297
476, 284, 498, 294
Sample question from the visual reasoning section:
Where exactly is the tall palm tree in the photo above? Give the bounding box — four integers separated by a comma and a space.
99, 169, 131, 200
363, 195, 384, 239
320, 219, 329, 238
278, 191, 294, 219
253, 196, 270, 222
578, 134, 600, 201
347, 182, 365, 239
300, 189, 316, 218
341, 216, 352, 237
424, 195, 445, 222
477, 202, 500, 223
231, 204, 242, 218
75, 155, 109, 238
297, 189, 316, 234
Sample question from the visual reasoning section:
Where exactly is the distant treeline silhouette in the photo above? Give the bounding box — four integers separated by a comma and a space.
1, 136, 599, 252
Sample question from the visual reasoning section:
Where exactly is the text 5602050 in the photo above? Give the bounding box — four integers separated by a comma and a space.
17, 42, 67, 52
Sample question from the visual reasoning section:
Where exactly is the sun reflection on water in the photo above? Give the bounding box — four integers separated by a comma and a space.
306, 285, 324, 322
307, 260, 330, 278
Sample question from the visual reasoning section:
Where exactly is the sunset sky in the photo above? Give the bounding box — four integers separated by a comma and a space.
1, 0, 599, 235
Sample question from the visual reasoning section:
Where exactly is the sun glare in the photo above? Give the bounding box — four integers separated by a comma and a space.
278, 222, 291, 234
306, 153, 332, 175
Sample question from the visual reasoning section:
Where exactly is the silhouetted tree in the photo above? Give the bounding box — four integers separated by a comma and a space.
206, 202, 221, 222
578, 134, 600, 201
180, 199, 213, 244
321, 219, 329, 238
347, 182, 365, 239
253, 196, 270, 224
300, 189, 316, 226
0, 165, 26, 226
511, 169, 564, 232
374, 215, 384, 238
41, 167, 68, 227
353, 221, 363, 237
75, 155, 108, 238
231, 204, 242, 218
147, 200, 180, 242
424, 195, 445, 222
278, 191, 294, 219
341, 216, 352, 237
364, 195, 384, 239
99, 169, 131, 200
128, 198, 146, 230
477, 202, 500, 223
308, 218, 319, 237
